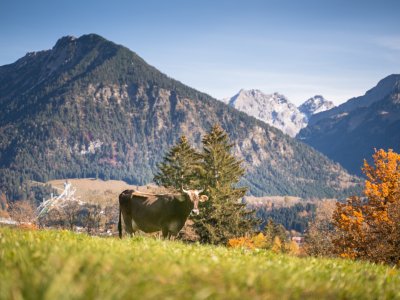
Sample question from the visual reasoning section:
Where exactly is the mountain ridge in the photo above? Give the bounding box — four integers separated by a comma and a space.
308, 74, 400, 125
298, 74, 400, 175
0, 34, 360, 201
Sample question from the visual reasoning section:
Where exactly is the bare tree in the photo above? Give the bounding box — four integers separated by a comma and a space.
8, 200, 36, 225
82, 204, 103, 234
60, 201, 81, 230
0, 193, 10, 218
103, 203, 119, 234
303, 200, 337, 256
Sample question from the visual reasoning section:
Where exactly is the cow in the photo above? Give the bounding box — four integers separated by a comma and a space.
118, 188, 208, 239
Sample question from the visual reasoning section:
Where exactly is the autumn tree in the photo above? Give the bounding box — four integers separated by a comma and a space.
192, 124, 258, 245
8, 200, 36, 225
304, 200, 336, 256
332, 149, 400, 264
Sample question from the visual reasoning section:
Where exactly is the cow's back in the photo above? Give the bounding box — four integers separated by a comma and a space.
119, 190, 175, 232
118, 190, 192, 236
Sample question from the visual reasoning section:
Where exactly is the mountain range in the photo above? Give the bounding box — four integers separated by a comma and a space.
298, 74, 400, 175
224, 90, 334, 137
0, 34, 360, 202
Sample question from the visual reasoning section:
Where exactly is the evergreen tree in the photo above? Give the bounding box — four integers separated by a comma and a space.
264, 219, 287, 245
153, 136, 202, 190
193, 124, 258, 245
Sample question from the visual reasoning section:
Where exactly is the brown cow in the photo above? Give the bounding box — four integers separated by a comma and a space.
118, 188, 208, 238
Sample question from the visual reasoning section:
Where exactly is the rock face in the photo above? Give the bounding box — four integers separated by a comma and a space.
0, 34, 360, 200
297, 74, 400, 175
225, 90, 335, 137
299, 95, 335, 120
226, 89, 307, 137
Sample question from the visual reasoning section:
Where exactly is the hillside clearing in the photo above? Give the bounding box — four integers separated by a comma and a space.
0, 227, 399, 299
45, 178, 168, 207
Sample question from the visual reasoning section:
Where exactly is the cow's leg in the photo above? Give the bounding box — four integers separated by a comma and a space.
121, 210, 134, 237
167, 220, 183, 240
161, 227, 171, 239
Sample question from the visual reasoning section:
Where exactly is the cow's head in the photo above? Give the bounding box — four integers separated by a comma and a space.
182, 187, 208, 215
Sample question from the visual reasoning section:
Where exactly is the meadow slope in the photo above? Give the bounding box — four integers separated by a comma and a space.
0, 227, 399, 300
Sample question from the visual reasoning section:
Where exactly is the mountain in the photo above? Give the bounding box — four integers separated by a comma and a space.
0, 34, 360, 202
298, 74, 400, 175
298, 95, 335, 120
307, 75, 400, 126
226, 89, 307, 137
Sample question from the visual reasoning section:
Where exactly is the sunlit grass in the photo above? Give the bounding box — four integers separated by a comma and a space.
0, 227, 399, 299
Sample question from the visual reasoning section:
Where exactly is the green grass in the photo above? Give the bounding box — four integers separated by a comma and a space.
0, 227, 399, 300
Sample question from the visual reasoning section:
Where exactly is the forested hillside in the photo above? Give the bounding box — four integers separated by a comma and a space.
0, 34, 359, 202
298, 74, 400, 175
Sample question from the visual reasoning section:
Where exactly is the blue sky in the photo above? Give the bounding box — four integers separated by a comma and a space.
1, 0, 399, 105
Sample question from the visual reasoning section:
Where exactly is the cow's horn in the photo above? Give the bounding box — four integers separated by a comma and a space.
197, 188, 204, 193
182, 186, 189, 194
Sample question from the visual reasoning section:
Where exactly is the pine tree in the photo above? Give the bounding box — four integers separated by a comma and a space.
153, 136, 202, 190
193, 124, 258, 245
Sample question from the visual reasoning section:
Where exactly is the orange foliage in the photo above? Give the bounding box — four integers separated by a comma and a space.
18, 223, 39, 230
228, 233, 303, 256
252, 232, 268, 249
227, 236, 255, 249
333, 149, 400, 264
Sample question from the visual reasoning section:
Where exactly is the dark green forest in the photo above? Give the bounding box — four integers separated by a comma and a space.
255, 203, 316, 233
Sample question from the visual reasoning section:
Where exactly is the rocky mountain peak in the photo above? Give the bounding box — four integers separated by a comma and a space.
227, 89, 306, 137
53, 35, 77, 50
298, 95, 335, 119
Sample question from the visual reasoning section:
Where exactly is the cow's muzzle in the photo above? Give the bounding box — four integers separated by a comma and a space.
191, 208, 199, 215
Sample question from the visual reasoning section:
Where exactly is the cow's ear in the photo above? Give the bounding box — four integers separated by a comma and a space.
200, 195, 209, 202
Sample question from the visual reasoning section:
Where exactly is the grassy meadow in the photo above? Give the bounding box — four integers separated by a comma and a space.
1, 227, 399, 300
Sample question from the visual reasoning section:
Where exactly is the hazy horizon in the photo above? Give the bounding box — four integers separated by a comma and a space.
1, 0, 399, 105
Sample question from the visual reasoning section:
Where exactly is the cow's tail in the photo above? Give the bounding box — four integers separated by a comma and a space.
118, 198, 122, 239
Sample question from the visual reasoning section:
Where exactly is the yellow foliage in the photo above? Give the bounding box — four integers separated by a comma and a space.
252, 233, 268, 249
271, 236, 282, 253
227, 237, 255, 250
18, 223, 38, 230
228, 233, 301, 256
333, 149, 400, 263
285, 241, 300, 255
